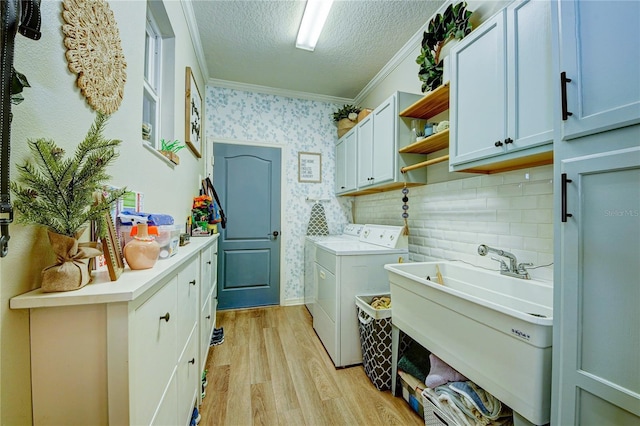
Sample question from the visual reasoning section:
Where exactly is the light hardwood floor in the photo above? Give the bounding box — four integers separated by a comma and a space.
200, 305, 423, 426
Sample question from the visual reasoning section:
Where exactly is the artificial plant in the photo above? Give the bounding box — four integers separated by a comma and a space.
160, 138, 185, 153
416, 2, 473, 93
332, 104, 361, 122
10, 112, 126, 238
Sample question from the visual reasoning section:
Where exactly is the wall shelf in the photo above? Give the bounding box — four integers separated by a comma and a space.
399, 83, 449, 119
399, 129, 449, 154
398, 83, 450, 173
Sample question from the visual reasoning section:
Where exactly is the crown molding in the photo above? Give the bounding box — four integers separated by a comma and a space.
180, 0, 209, 81
353, 0, 452, 106
207, 78, 354, 105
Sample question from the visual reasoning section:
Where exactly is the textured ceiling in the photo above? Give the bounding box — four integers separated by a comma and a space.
191, 0, 445, 100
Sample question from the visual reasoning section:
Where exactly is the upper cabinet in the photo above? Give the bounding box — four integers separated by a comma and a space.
335, 126, 357, 194
337, 91, 427, 196
557, 0, 640, 140
449, 0, 554, 173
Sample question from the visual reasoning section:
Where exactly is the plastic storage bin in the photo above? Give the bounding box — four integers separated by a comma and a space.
422, 388, 460, 426
355, 294, 393, 391
119, 224, 181, 259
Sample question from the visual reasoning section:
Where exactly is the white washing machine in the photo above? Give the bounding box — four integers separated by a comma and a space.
304, 224, 364, 317
310, 224, 408, 367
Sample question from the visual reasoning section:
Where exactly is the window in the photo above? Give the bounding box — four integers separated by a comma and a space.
143, 2, 175, 151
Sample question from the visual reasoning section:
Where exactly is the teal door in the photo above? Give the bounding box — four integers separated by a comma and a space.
213, 143, 281, 310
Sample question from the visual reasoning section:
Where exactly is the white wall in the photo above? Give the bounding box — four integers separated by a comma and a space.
1, 1, 206, 422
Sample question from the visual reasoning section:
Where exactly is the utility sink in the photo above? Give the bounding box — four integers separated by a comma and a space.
385, 261, 552, 425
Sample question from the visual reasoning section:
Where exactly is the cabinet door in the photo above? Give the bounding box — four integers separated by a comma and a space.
344, 129, 357, 192
372, 95, 396, 184
151, 371, 178, 426
177, 258, 199, 356
558, 0, 640, 140
335, 138, 346, 194
133, 277, 178, 425
450, 11, 507, 166
555, 146, 640, 424
177, 331, 199, 426
357, 114, 374, 188
506, 0, 553, 152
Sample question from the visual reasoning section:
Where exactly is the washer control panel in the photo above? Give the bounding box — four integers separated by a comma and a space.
359, 224, 408, 249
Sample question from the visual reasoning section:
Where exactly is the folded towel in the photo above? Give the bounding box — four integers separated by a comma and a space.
449, 381, 508, 420
423, 386, 475, 426
425, 354, 468, 388
120, 210, 174, 226
431, 382, 514, 426
397, 342, 431, 382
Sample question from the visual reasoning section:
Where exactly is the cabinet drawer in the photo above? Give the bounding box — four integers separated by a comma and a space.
133, 277, 178, 425
177, 329, 199, 426
178, 258, 199, 355
200, 295, 214, 370
150, 369, 178, 426
200, 245, 215, 305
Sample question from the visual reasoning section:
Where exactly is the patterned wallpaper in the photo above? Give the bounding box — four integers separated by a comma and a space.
205, 86, 352, 303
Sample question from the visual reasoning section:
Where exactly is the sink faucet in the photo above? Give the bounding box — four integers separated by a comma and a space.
477, 244, 532, 279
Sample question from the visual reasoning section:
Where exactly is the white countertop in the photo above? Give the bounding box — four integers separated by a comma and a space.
10, 235, 218, 310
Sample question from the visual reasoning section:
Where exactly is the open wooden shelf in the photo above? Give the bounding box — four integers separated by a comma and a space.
399, 129, 449, 154
399, 83, 449, 119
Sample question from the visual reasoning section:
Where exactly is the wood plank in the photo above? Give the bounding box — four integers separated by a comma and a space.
264, 326, 301, 412
202, 306, 423, 425
251, 382, 278, 426
250, 311, 271, 384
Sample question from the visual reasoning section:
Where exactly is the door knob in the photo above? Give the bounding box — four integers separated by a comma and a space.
504, 137, 513, 144
495, 141, 503, 147
270, 231, 279, 238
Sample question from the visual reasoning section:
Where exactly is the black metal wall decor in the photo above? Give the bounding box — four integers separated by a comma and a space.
0, 0, 42, 257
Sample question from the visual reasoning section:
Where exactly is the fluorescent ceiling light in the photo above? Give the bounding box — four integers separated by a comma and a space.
296, 0, 334, 51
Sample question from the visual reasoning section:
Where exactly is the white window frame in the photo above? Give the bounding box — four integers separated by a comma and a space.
143, 11, 162, 149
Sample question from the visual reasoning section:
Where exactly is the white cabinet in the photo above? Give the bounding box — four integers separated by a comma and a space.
356, 113, 374, 188
351, 91, 426, 194
551, 2, 640, 424
199, 241, 218, 375
335, 127, 357, 194
10, 236, 219, 426
557, 0, 640, 140
449, 1, 553, 173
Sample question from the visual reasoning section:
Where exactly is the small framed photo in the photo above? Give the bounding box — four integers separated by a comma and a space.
185, 66, 202, 158
298, 152, 322, 183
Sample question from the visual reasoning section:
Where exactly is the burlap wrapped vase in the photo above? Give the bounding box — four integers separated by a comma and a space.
41, 229, 103, 292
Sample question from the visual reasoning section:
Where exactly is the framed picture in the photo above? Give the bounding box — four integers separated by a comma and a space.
298, 152, 322, 183
185, 66, 202, 158
101, 211, 124, 281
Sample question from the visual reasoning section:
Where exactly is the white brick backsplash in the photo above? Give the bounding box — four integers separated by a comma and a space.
498, 183, 524, 197
522, 209, 553, 223
353, 164, 555, 285
511, 223, 539, 237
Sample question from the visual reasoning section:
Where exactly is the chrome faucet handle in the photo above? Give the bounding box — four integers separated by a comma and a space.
491, 256, 509, 271
517, 262, 533, 272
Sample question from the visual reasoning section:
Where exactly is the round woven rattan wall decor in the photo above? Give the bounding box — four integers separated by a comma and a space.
62, 0, 127, 114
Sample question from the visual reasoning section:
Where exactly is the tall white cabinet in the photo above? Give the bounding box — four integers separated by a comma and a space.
552, 0, 640, 424
10, 236, 219, 426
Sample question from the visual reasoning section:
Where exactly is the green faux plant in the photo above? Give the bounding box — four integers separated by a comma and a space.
416, 2, 473, 93
332, 104, 361, 122
10, 113, 126, 238
160, 138, 185, 153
